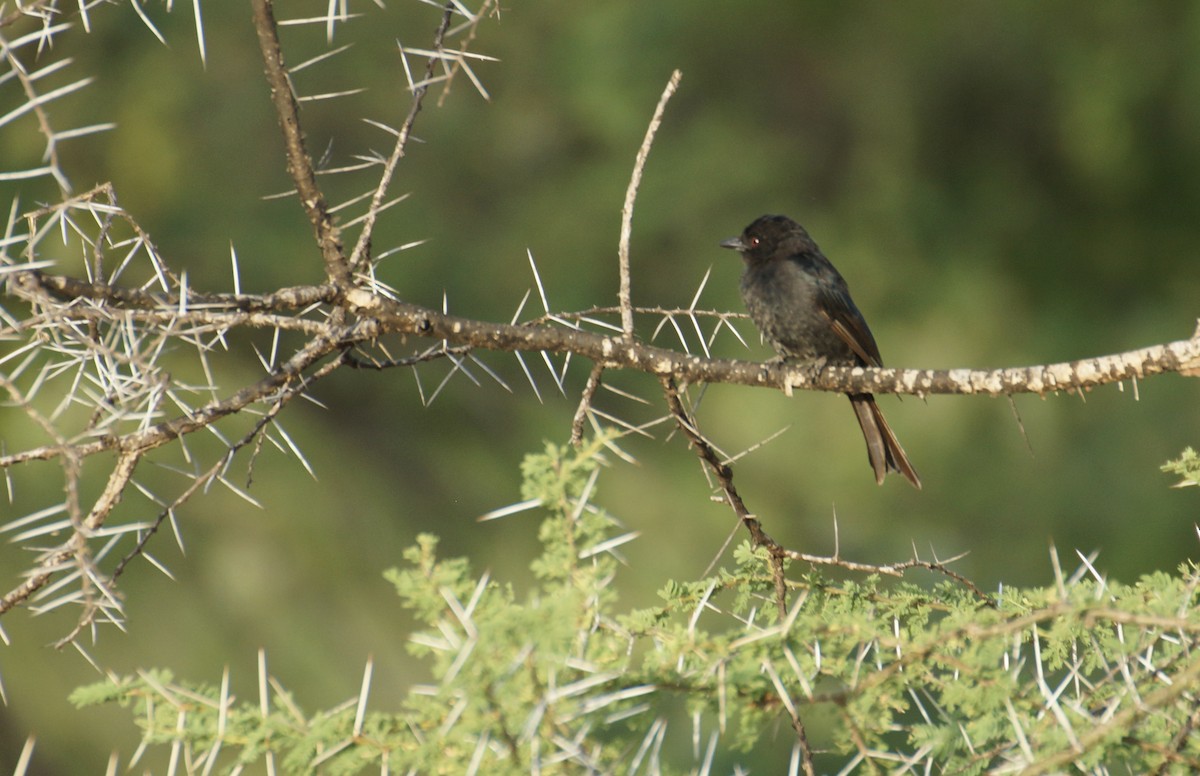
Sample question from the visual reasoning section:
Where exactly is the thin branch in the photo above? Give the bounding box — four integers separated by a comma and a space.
348, 4, 457, 273
0, 304, 367, 470
250, 0, 348, 286
0, 27, 77, 193
791, 714, 817, 776
658, 375, 995, 605
435, 0, 498, 107
659, 375, 788, 617
0, 2, 56, 29
570, 363, 605, 446
33, 270, 337, 313
785, 548, 994, 605
617, 69, 681, 341
341, 343, 472, 370
0, 562, 60, 617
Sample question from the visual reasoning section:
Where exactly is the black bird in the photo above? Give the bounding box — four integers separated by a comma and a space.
721, 214, 921, 489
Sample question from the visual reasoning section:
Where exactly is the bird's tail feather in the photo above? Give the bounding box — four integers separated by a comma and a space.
849, 394, 921, 490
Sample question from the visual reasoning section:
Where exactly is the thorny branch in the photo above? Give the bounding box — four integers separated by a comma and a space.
347, 1, 457, 272
251, 0, 348, 287
570, 363, 605, 446
657, 379, 815, 773
15, 257, 1200, 401
618, 69, 682, 341
658, 376, 788, 608
0, 26, 75, 193
658, 377, 995, 605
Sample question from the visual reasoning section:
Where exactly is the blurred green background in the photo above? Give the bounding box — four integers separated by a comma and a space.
2, 1, 1199, 771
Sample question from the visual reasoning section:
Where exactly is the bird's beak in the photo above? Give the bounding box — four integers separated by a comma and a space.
719, 237, 745, 251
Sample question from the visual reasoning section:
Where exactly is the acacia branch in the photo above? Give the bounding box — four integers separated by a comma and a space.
22, 265, 1200, 399
33, 272, 337, 313
0, 26, 72, 193
9, 253, 1195, 489
251, 0, 348, 287
658, 376, 995, 604
0, 296, 365, 471
0, 321, 355, 615
347, 3, 456, 272
570, 363, 605, 446
659, 375, 789, 616
618, 70, 682, 340
344, 288, 1200, 397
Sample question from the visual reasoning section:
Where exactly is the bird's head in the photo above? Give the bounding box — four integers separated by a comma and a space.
720, 214, 815, 264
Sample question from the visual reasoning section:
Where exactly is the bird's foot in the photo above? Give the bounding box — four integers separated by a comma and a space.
772, 356, 825, 396
803, 355, 829, 376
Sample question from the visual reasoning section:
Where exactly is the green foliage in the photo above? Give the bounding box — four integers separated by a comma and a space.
73, 442, 1200, 772
1162, 447, 1200, 488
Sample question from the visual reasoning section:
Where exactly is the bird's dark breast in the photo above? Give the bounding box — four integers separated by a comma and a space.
739, 260, 857, 365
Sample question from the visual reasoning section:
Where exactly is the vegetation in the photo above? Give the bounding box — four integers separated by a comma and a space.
72, 442, 1200, 772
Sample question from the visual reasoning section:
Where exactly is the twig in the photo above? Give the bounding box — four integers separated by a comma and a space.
34, 270, 337, 313
791, 711, 817, 776
618, 70, 682, 341
348, 3, 457, 273
1019, 652, 1200, 776
570, 363, 605, 446
786, 549, 994, 605
251, 0, 348, 286
0, 27, 73, 193
658, 376, 994, 606
659, 375, 789, 618
0, 1, 56, 29
435, 0, 498, 107
343, 350, 462, 371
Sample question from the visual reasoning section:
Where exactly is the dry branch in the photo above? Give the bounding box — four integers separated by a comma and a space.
618, 70, 682, 341
251, 0, 348, 286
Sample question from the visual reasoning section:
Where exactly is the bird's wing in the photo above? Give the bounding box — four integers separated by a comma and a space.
816, 285, 884, 368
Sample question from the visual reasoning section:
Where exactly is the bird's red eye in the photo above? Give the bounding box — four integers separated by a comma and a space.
748, 236, 761, 248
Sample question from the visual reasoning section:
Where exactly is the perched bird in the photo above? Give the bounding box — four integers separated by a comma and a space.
721, 214, 921, 489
